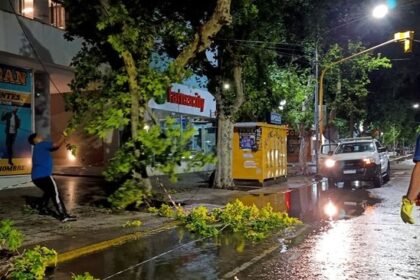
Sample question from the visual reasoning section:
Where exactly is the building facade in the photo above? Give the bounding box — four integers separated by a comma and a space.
0, 1, 216, 188
0, 0, 82, 187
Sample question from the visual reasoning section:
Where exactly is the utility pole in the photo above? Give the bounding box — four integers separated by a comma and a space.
314, 46, 319, 175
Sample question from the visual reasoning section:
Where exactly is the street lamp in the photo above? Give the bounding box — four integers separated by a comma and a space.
313, 4, 394, 173
372, 4, 389, 19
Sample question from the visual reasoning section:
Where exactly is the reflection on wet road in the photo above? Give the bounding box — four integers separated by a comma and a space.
48, 228, 295, 280
237, 165, 420, 280
49, 161, 419, 280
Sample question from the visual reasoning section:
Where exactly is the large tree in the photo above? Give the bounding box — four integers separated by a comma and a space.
321, 41, 391, 139
192, 0, 314, 187
63, 0, 232, 207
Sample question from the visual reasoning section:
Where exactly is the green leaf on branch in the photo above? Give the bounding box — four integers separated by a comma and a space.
0, 219, 23, 252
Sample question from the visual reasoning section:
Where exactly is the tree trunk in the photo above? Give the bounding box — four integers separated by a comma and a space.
349, 115, 354, 137
214, 114, 234, 188
298, 124, 309, 175
121, 50, 153, 192
213, 64, 244, 188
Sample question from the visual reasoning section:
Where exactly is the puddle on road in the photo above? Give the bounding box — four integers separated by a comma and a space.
236, 182, 325, 223
235, 180, 382, 222
47, 228, 291, 280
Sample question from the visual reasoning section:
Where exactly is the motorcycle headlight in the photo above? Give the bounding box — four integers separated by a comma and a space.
325, 158, 336, 168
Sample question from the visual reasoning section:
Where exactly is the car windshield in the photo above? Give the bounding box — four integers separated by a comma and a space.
335, 142, 375, 154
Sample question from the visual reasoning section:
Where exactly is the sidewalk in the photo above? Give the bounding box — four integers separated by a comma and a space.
0, 172, 313, 266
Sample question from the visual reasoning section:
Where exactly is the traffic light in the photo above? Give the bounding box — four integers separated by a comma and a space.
394, 31, 414, 53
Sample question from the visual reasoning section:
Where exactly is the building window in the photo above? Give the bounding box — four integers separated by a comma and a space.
9, 0, 66, 29
19, 0, 34, 19
49, 0, 66, 29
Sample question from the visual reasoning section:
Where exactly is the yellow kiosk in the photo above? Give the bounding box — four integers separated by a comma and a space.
232, 122, 288, 186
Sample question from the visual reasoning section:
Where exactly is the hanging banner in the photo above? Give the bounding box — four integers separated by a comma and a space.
0, 64, 32, 175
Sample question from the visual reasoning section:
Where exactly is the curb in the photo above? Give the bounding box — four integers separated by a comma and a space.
47, 220, 180, 266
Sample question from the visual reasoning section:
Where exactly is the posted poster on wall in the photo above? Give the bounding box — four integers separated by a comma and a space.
0, 64, 32, 175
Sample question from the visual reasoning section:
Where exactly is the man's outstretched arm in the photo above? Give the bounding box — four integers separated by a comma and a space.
51, 133, 66, 151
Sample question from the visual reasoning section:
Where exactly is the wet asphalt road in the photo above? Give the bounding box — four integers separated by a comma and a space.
47, 160, 419, 280
236, 160, 420, 280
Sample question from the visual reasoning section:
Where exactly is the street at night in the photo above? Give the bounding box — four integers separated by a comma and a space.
36, 160, 418, 280
1, 0, 420, 279
237, 160, 419, 280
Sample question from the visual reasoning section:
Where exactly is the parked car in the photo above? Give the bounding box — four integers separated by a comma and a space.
319, 137, 390, 188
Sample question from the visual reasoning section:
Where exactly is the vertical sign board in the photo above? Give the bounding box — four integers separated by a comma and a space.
0, 64, 32, 175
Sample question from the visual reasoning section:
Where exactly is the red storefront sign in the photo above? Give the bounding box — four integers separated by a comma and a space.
167, 88, 205, 112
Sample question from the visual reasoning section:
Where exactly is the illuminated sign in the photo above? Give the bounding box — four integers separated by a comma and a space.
149, 84, 216, 118
267, 112, 282, 125
0, 64, 32, 176
167, 89, 205, 112
0, 64, 32, 93
0, 66, 27, 85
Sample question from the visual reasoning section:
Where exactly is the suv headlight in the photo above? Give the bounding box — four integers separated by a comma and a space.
363, 157, 375, 165
325, 158, 336, 168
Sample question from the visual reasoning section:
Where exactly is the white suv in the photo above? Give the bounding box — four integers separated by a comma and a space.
319, 137, 390, 188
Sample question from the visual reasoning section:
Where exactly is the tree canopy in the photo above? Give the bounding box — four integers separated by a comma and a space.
63, 0, 232, 206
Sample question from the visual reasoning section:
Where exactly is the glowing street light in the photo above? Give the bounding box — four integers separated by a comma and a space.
372, 4, 389, 19
413, 103, 420, 109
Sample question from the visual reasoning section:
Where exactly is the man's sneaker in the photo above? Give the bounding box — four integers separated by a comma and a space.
60, 215, 77, 222
39, 207, 54, 216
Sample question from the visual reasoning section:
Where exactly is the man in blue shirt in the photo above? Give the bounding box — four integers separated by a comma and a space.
401, 134, 420, 224
28, 132, 76, 222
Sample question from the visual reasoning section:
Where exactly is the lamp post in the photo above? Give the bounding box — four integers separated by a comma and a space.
313, 3, 400, 173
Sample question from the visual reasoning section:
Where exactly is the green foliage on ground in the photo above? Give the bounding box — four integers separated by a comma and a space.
107, 178, 150, 210
147, 207, 159, 214
183, 206, 219, 238
8, 246, 57, 280
0, 219, 23, 252
71, 272, 99, 280
122, 220, 142, 228
156, 204, 175, 218
153, 200, 301, 241
0, 220, 98, 280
